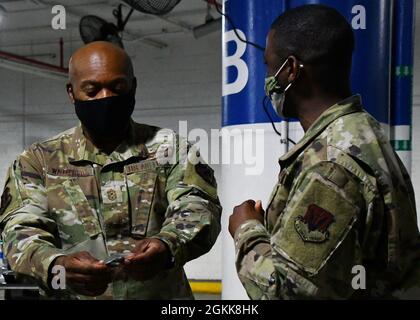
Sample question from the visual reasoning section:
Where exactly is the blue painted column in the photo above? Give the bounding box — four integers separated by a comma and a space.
222, 0, 284, 126
391, 0, 415, 173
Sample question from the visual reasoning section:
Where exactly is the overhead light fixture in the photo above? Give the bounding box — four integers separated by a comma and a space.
193, 17, 222, 39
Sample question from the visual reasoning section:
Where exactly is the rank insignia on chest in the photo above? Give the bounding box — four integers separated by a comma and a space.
294, 204, 335, 243
102, 185, 123, 204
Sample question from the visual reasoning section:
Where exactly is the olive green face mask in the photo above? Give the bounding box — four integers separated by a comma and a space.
264, 59, 303, 118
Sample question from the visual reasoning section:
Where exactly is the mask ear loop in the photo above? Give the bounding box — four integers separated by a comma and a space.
263, 60, 303, 145
275, 61, 304, 94
273, 59, 289, 79
270, 59, 301, 96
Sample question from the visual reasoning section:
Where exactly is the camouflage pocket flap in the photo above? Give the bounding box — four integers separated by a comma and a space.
125, 169, 158, 238
61, 179, 101, 238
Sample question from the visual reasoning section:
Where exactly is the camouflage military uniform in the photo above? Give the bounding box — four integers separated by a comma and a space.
235, 95, 420, 299
0, 120, 221, 299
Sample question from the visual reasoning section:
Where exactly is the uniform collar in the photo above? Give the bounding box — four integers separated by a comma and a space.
69, 119, 149, 166
279, 95, 363, 168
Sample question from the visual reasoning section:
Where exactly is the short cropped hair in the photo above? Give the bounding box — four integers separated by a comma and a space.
271, 4, 355, 91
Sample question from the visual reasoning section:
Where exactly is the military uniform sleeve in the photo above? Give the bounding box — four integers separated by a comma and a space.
151, 141, 222, 267
234, 161, 365, 299
0, 146, 64, 287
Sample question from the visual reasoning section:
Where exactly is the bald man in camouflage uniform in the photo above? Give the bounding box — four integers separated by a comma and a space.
229, 5, 420, 299
0, 42, 221, 299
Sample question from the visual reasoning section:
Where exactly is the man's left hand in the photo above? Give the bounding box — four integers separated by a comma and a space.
229, 200, 265, 238
120, 238, 170, 281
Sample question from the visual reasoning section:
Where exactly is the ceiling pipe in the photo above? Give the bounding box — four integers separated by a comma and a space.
0, 49, 68, 80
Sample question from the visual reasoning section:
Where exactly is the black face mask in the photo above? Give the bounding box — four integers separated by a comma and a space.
74, 93, 135, 139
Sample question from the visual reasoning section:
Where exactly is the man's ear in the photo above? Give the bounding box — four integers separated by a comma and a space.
66, 83, 75, 103
286, 56, 301, 83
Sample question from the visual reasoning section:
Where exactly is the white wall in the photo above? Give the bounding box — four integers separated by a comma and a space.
0, 32, 223, 280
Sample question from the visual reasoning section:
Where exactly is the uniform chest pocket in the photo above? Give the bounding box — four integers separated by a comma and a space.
124, 164, 158, 238
46, 175, 101, 243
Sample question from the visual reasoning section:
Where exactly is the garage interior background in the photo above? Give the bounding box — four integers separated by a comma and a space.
0, 0, 418, 298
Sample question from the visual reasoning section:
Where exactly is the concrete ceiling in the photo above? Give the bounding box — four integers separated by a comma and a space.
0, 1, 418, 74
0, 0, 217, 49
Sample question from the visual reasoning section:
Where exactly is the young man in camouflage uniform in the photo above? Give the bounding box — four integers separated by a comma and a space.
229, 5, 420, 299
0, 41, 221, 299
